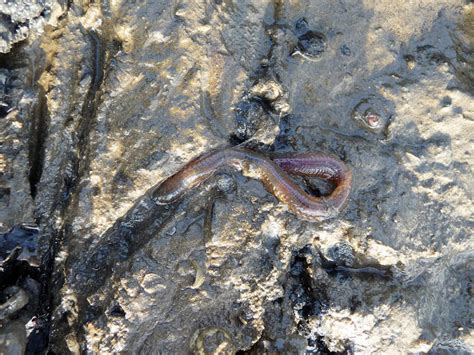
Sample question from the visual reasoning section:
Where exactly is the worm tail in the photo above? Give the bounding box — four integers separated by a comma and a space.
150, 149, 227, 204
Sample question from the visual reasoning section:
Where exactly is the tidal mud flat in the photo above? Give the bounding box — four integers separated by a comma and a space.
0, 0, 473, 353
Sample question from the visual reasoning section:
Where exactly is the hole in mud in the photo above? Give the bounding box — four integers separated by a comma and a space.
296, 31, 327, 58
440, 96, 452, 107
289, 246, 328, 320
292, 18, 327, 60
109, 304, 126, 317
340, 44, 352, 56
0, 186, 11, 203
0, 103, 9, 117
351, 96, 394, 136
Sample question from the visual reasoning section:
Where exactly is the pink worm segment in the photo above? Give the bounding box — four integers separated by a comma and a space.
151, 147, 352, 222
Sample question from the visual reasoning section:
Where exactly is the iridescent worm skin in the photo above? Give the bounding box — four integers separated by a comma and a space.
150, 147, 352, 222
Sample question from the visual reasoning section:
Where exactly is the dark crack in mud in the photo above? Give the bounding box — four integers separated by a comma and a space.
28, 86, 48, 199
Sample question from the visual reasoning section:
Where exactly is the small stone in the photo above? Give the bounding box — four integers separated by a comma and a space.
216, 173, 235, 193
250, 80, 283, 102
328, 242, 355, 267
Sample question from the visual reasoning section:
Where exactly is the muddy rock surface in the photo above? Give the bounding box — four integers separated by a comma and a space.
0, 0, 473, 353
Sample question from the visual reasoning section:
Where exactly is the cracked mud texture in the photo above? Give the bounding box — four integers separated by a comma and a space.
0, 0, 64, 53
0, 0, 473, 353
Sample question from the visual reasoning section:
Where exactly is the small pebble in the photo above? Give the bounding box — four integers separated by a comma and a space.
216, 173, 235, 193
328, 241, 355, 267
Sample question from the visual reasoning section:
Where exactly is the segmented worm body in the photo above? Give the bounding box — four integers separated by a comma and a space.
151, 147, 352, 221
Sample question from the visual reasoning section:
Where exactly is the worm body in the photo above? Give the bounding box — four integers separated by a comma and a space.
151, 147, 352, 221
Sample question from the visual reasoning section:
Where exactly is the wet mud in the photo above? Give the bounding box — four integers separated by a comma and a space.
0, 0, 473, 353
